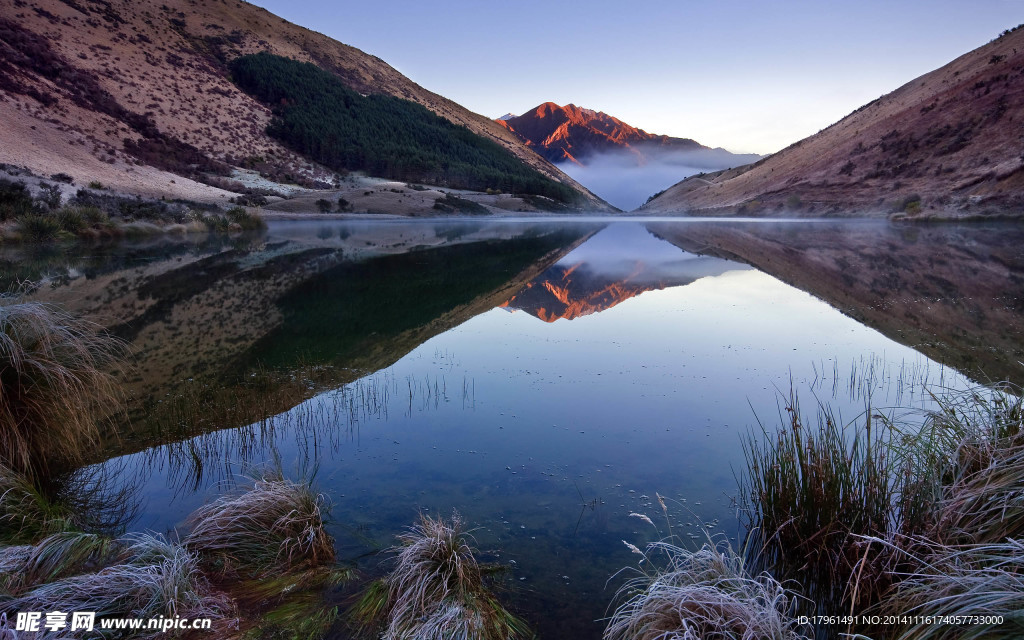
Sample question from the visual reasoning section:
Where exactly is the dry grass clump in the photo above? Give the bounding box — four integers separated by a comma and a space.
604, 540, 812, 640
867, 385, 1024, 639
0, 299, 127, 477
352, 511, 531, 640
4, 533, 231, 638
1, 471, 346, 638
876, 539, 1024, 640
184, 475, 335, 577
0, 531, 116, 594
916, 385, 1024, 545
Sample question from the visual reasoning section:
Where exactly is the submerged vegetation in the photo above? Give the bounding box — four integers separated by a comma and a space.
229, 52, 578, 204
352, 511, 531, 640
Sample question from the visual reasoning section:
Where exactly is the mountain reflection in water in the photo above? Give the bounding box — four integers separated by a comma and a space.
502, 223, 747, 322
2, 219, 1021, 640
649, 220, 1024, 386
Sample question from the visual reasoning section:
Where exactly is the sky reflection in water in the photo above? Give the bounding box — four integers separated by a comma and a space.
102, 221, 971, 637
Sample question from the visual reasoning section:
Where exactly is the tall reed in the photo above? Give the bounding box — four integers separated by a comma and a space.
741, 375, 1024, 630
740, 386, 919, 612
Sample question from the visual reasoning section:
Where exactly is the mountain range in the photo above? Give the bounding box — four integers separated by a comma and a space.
495, 102, 761, 210
643, 26, 1024, 218
1, 0, 1020, 219
496, 102, 759, 168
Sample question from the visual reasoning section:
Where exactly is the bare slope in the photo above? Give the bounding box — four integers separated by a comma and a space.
643, 27, 1024, 218
0, 0, 606, 208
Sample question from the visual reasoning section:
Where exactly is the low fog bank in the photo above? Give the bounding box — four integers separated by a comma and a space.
554, 223, 750, 284
558, 147, 761, 211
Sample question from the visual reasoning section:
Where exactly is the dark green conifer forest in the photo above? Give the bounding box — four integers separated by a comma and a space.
230, 53, 577, 203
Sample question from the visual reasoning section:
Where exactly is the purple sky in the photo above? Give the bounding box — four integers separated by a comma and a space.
247, 0, 1021, 154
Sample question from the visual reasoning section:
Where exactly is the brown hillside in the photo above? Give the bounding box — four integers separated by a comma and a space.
498, 102, 706, 165
0, 0, 606, 207
643, 26, 1024, 218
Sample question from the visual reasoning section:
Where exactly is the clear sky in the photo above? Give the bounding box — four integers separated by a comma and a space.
246, 1, 1021, 154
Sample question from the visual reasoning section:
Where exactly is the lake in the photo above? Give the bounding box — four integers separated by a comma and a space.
6, 218, 1023, 638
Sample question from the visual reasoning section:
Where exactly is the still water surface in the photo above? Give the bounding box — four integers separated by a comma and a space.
7, 218, 1023, 638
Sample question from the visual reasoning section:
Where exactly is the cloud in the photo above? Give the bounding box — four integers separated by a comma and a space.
558, 147, 761, 211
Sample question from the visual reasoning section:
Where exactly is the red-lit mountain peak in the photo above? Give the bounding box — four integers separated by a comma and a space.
497, 102, 706, 165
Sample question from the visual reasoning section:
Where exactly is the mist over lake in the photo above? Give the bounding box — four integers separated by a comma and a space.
557, 147, 761, 210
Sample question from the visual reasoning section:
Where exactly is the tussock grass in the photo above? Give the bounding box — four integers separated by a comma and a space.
352, 511, 531, 640
184, 475, 335, 577
917, 385, 1024, 545
871, 538, 1024, 640
0, 299, 127, 477
6, 533, 230, 637
0, 531, 116, 594
1, 471, 344, 638
604, 540, 812, 640
740, 387, 917, 611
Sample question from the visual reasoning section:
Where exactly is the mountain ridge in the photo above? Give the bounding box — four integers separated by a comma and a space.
496, 102, 709, 166
0, 0, 607, 209
642, 26, 1024, 218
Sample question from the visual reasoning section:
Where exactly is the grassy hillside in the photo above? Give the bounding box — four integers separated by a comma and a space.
0, 0, 608, 209
230, 53, 578, 202
643, 25, 1024, 218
